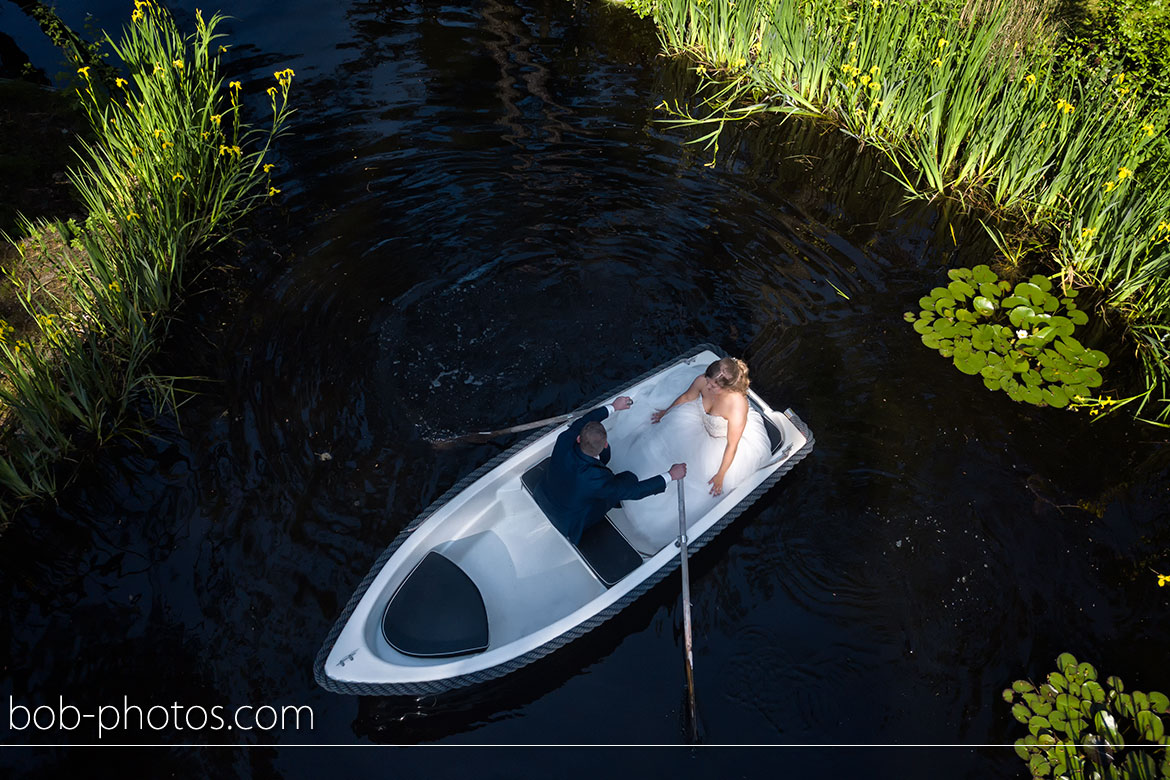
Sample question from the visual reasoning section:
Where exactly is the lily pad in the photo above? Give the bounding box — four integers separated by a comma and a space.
978, 282, 1000, 300
972, 264, 997, 284
948, 280, 976, 300
1029, 274, 1053, 292
1043, 386, 1069, 407
1009, 306, 1035, 327
973, 296, 996, 315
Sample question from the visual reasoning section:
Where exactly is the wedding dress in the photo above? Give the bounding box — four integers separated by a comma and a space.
607, 394, 771, 554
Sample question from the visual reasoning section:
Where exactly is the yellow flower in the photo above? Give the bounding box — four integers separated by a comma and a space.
1024, 73, 1035, 86
859, 74, 871, 86
116, 77, 128, 89
869, 81, 881, 91
871, 0, 881, 9
132, 9, 143, 22
153, 62, 163, 75
1159, 573, 1169, 587
218, 45, 229, 53
931, 58, 942, 68
1118, 167, 1132, 180
267, 86, 278, 97
211, 113, 222, 126
77, 66, 90, 79
127, 212, 140, 220
1142, 122, 1155, 137
231, 145, 241, 156
938, 38, 948, 49
109, 117, 116, 125
161, 141, 173, 149
201, 131, 209, 139
268, 186, 281, 196
154, 128, 164, 138
172, 173, 185, 181
173, 59, 184, 70
1081, 227, 1096, 239
230, 80, 242, 91
1159, 221, 1170, 233
263, 163, 275, 173
109, 280, 122, 292
1056, 98, 1075, 114
870, 65, 880, 76
849, 40, 857, 50
1114, 72, 1125, 84
1104, 181, 1116, 192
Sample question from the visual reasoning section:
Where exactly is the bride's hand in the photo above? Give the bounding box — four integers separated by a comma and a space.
708, 473, 724, 496
650, 409, 668, 424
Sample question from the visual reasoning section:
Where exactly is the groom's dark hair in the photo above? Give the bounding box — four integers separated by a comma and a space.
579, 421, 607, 457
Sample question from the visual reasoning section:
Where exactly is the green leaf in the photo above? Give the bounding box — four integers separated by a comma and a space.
1003, 688, 1017, 704
972, 265, 997, 284
1106, 676, 1125, 694
1076, 349, 1109, 369
1009, 306, 1036, 327
1078, 662, 1097, 682
1056, 653, 1079, 674
904, 312, 917, 322
1048, 316, 1075, 336
948, 280, 976, 300
1029, 274, 1053, 292
1068, 367, 1102, 388
1001, 295, 1029, 308
1048, 709, 1067, 730
948, 268, 973, 282
1055, 692, 1076, 712
930, 286, 951, 300
913, 318, 932, 335
1083, 680, 1105, 703
1014, 740, 1030, 761
983, 376, 1000, 391
1019, 384, 1044, 405
935, 297, 956, 314
1015, 281, 1045, 304
1028, 752, 1051, 777
1056, 336, 1086, 357
1013, 703, 1032, 724
972, 296, 996, 315
1069, 308, 1088, 325
1041, 294, 1060, 313
955, 351, 988, 375
1148, 691, 1168, 713
919, 296, 935, 310
1137, 710, 1165, 741
978, 282, 1000, 300
1013, 680, 1037, 694
1136, 691, 1150, 711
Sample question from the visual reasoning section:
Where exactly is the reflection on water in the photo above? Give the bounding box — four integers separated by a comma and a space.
1, 0, 1167, 769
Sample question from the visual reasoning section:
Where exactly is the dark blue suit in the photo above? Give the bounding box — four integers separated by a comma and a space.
535, 406, 667, 544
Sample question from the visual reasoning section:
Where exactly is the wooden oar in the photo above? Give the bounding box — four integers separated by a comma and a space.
427, 411, 578, 448
677, 476, 699, 743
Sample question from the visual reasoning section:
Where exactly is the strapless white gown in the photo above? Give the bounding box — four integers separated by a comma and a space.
607, 396, 771, 553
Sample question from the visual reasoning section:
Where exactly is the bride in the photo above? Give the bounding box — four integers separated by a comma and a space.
608, 357, 772, 552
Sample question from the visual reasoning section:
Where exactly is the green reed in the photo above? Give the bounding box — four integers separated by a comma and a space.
621, 0, 1170, 424
0, 0, 293, 518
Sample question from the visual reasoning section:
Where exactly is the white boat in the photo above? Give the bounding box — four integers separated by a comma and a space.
314, 346, 814, 695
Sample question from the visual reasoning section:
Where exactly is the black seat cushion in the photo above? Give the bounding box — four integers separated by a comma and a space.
522, 458, 641, 587
382, 551, 489, 658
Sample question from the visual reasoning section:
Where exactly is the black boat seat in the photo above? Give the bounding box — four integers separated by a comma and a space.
753, 401, 786, 456
382, 551, 489, 658
521, 459, 642, 588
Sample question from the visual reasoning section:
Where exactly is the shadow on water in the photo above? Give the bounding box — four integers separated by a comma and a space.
2, 0, 1168, 769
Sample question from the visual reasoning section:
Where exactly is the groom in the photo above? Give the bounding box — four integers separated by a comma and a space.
535, 396, 686, 544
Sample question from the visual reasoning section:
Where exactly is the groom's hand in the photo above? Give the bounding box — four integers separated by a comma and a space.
668, 463, 687, 481
612, 396, 633, 411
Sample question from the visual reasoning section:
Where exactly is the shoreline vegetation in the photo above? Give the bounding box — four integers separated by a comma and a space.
617, 0, 1170, 426
0, 0, 292, 524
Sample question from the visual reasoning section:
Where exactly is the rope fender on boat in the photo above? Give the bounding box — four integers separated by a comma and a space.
312, 343, 816, 696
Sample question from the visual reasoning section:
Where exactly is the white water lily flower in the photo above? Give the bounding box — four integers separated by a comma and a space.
1016, 329, 1028, 338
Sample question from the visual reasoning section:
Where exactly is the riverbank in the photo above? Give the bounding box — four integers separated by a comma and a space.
618, 0, 1170, 425
0, 1, 292, 524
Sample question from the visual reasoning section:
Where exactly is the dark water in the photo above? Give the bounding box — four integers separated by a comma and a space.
2, 0, 1168, 774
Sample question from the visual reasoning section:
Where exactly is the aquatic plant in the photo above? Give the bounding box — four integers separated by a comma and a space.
0, 0, 292, 519
615, 0, 1170, 424
1005, 653, 1170, 779
904, 264, 1109, 409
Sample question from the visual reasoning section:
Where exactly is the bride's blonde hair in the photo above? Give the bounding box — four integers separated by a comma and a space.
705, 357, 749, 394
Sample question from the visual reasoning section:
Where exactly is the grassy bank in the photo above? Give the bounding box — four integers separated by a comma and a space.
0, 0, 293, 522
620, 0, 1170, 424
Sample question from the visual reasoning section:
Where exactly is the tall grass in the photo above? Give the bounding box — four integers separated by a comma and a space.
0, 0, 293, 519
622, 0, 1170, 424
